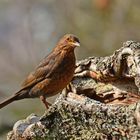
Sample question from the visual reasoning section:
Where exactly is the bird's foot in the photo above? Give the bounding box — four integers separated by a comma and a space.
40, 95, 52, 110
62, 83, 77, 100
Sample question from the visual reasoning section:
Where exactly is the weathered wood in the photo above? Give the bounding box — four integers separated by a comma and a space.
7, 41, 140, 140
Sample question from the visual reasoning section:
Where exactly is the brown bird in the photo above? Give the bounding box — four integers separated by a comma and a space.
0, 34, 80, 109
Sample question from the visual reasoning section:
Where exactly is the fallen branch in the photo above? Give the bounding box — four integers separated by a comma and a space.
7, 41, 140, 140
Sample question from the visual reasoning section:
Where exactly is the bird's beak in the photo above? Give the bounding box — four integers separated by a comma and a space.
71, 42, 80, 47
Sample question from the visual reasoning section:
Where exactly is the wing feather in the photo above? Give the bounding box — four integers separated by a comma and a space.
21, 50, 62, 90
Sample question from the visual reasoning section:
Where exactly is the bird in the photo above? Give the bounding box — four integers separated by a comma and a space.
0, 34, 80, 109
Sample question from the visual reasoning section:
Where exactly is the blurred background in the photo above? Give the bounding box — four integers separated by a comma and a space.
0, 0, 140, 139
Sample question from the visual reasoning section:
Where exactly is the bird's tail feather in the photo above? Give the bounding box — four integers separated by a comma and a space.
0, 90, 29, 109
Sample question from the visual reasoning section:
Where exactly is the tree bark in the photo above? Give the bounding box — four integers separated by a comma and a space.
7, 41, 140, 140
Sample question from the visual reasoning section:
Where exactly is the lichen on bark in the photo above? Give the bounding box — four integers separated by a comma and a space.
7, 41, 140, 140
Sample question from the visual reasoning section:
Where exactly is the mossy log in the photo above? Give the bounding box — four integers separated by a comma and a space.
7, 41, 140, 140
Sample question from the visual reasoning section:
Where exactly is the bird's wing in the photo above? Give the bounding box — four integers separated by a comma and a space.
21, 50, 62, 90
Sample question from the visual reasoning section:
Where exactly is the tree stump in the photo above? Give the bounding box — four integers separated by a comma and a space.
7, 41, 140, 140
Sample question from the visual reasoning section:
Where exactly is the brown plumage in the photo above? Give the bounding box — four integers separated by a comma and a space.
0, 34, 80, 109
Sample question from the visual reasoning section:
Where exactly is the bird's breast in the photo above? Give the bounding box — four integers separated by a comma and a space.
44, 51, 76, 95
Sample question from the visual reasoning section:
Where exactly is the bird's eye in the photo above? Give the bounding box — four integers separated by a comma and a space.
67, 38, 71, 41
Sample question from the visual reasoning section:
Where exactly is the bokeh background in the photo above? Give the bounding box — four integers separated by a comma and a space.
0, 0, 140, 139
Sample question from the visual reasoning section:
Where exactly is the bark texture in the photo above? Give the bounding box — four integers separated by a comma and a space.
7, 41, 140, 140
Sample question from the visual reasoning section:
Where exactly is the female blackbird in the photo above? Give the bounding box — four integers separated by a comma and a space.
0, 34, 80, 109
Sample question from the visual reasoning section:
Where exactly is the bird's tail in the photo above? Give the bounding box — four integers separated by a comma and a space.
0, 89, 29, 109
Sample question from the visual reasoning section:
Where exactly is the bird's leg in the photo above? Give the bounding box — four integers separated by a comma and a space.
40, 95, 51, 109
66, 83, 77, 94
62, 83, 77, 99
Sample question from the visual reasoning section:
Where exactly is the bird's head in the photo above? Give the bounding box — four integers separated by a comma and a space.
55, 34, 80, 51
